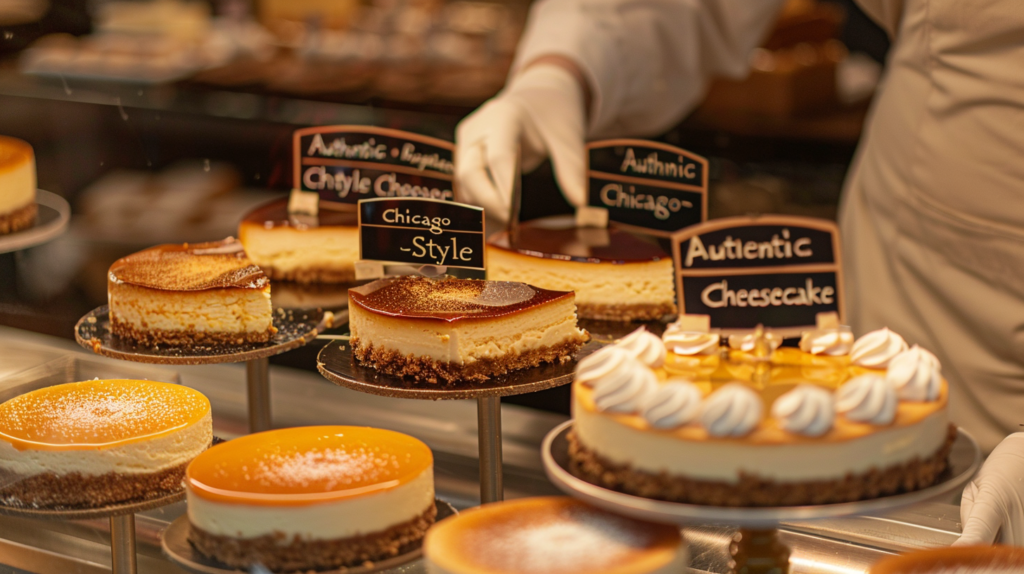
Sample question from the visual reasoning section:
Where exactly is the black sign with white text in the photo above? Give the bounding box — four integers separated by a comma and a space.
670, 216, 844, 336
359, 198, 485, 271
294, 126, 456, 207
587, 140, 707, 236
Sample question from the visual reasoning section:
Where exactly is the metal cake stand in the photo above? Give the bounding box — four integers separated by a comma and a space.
318, 340, 603, 504
161, 498, 458, 574
75, 305, 334, 433
0, 190, 71, 255
542, 420, 982, 574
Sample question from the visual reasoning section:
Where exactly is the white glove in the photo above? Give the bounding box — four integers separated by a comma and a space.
955, 433, 1024, 546
455, 64, 587, 223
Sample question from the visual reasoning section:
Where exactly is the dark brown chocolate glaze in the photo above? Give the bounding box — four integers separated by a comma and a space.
109, 239, 268, 291
349, 276, 573, 322
487, 216, 669, 264
240, 198, 358, 229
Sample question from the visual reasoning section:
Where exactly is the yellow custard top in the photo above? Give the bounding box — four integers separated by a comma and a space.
186, 426, 433, 506
0, 136, 33, 174
0, 379, 210, 451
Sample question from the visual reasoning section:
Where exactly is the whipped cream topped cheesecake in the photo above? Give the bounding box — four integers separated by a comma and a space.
570, 314, 952, 506
424, 497, 686, 574
186, 426, 435, 572
0, 136, 37, 235
239, 197, 359, 284
0, 379, 211, 508
487, 216, 676, 322
108, 239, 274, 347
348, 276, 589, 384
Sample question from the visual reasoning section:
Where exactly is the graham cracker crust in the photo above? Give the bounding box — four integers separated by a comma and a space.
110, 316, 275, 347
352, 336, 587, 384
263, 264, 356, 285
568, 424, 957, 507
189, 503, 437, 572
0, 461, 188, 509
0, 202, 37, 235
577, 302, 676, 323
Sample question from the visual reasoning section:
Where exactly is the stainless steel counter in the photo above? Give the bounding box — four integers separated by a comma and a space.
0, 327, 968, 574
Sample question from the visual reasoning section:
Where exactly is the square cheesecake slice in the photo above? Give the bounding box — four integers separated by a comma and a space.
108, 239, 274, 347
348, 276, 589, 384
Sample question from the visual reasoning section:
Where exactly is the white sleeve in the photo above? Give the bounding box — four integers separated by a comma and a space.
512, 0, 787, 139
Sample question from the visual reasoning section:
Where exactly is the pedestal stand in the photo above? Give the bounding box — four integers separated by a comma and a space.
318, 340, 601, 503
0, 190, 71, 255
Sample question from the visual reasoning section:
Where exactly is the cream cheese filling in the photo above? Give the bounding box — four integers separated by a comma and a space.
240, 224, 359, 273
109, 283, 273, 334
0, 154, 35, 215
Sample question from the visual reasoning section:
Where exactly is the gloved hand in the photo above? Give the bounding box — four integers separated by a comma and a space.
955, 433, 1024, 545
455, 63, 587, 223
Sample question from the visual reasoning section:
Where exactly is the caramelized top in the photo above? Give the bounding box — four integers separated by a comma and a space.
425, 497, 681, 574
186, 426, 433, 506
488, 216, 669, 264
0, 380, 210, 451
0, 136, 33, 174
240, 197, 358, 230
349, 276, 573, 323
109, 239, 269, 291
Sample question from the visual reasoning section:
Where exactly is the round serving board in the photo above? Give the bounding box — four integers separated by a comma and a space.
317, 340, 603, 400
542, 420, 981, 528
0, 190, 71, 254
161, 498, 458, 574
74, 306, 333, 366
0, 488, 184, 521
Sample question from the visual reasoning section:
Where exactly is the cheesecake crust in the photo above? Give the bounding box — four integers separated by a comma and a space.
567, 424, 957, 507
352, 336, 587, 384
577, 302, 677, 323
188, 503, 437, 571
0, 202, 36, 235
110, 316, 274, 347
0, 461, 190, 509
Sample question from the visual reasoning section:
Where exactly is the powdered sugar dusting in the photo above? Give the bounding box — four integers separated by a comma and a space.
252, 446, 400, 491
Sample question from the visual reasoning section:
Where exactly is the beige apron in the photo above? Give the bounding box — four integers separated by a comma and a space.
842, 0, 1024, 452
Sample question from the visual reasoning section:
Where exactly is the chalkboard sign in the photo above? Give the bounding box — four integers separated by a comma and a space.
670, 215, 844, 337
586, 139, 707, 236
359, 198, 485, 275
294, 126, 456, 207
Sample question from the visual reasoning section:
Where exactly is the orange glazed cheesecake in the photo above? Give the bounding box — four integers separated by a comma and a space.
186, 426, 436, 572
0, 136, 37, 235
348, 276, 589, 384
0, 379, 212, 508
424, 497, 687, 574
108, 239, 274, 347
238, 197, 359, 284
487, 217, 676, 322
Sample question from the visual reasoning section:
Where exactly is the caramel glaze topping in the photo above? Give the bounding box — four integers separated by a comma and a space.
488, 216, 669, 264
109, 239, 268, 291
0, 136, 33, 173
349, 276, 573, 323
240, 198, 358, 229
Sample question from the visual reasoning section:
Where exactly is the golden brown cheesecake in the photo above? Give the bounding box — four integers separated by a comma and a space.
108, 239, 275, 347
0, 136, 37, 235
0, 379, 211, 508
348, 276, 589, 384
238, 198, 359, 284
487, 217, 676, 322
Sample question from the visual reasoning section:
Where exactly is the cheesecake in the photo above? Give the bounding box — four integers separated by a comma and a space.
570, 317, 953, 506
0, 379, 211, 508
348, 276, 589, 384
238, 197, 359, 284
108, 239, 275, 347
424, 497, 687, 574
487, 216, 676, 322
0, 136, 37, 235
186, 426, 435, 572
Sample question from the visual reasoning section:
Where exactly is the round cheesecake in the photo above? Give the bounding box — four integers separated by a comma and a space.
424, 496, 687, 574
238, 198, 359, 284
0, 135, 37, 235
0, 379, 212, 508
570, 320, 953, 506
186, 425, 436, 572
487, 216, 676, 322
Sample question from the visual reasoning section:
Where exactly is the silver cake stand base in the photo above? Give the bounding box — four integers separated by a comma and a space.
0, 190, 71, 255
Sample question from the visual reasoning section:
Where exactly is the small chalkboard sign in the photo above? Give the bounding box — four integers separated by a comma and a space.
358, 197, 485, 278
586, 139, 708, 236
294, 126, 456, 207
670, 215, 844, 337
